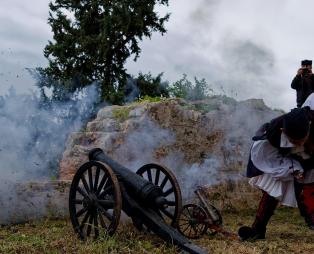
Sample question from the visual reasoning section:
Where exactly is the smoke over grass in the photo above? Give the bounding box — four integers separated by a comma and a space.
0, 83, 99, 224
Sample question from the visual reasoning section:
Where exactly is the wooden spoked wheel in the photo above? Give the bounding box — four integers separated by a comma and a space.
177, 204, 208, 239
136, 163, 182, 227
69, 161, 122, 240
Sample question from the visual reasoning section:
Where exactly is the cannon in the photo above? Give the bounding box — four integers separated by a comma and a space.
177, 187, 237, 240
69, 148, 207, 254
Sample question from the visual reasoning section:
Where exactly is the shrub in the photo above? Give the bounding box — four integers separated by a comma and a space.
168, 74, 213, 100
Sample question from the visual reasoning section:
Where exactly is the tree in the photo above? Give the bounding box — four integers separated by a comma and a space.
124, 72, 169, 102
169, 74, 213, 100
168, 74, 193, 99
135, 72, 169, 98
42, 0, 170, 104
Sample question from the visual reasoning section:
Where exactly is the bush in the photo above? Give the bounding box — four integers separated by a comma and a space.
124, 72, 170, 103
168, 74, 213, 100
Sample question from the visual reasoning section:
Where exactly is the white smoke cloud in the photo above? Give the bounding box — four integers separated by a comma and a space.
113, 117, 176, 169
105, 98, 281, 201
0, 83, 99, 223
109, 111, 226, 200
114, 125, 223, 200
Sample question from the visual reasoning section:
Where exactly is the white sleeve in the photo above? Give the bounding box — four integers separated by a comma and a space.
250, 140, 303, 180
302, 92, 314, 109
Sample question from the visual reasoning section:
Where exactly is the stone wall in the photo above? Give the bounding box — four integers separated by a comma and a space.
0, 181, 70, 225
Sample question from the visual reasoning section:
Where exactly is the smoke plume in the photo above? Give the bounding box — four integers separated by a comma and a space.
0, 83, 99, 223
107, 98, 280, 200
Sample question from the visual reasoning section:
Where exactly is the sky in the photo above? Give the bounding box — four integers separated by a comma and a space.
1, 0, 314, 111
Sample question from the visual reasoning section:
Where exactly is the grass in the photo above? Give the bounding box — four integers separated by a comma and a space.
111, 96, 165, 122
0, 181, 313, 254
136, 95, 164, 103
0, 220, 176, 254
112, 107, 132, 122
197, 207, 314, 254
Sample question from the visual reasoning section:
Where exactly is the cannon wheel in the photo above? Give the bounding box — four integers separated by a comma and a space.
136, 163, 182, 227
69, 161, 122, 240
177, 204, 208, 239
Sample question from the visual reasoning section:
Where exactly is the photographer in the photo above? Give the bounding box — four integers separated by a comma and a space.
291, 59, 314, 107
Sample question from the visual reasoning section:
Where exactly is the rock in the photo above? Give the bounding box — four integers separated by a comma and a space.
59, 97, 281, 195
0, 181, 71, 225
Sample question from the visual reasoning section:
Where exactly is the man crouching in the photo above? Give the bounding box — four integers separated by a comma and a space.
238, 106, 314, 241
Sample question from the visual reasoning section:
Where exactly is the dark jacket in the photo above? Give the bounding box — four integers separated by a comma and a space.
291, 74, 314, 107
254, 115, 290, 153
246, 109, 314, 178
246, 115, 287, 178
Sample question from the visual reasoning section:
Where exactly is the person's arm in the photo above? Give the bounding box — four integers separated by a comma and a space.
250, 140, 303, 180
291, 68, 304, 89
291, 75, 302, 89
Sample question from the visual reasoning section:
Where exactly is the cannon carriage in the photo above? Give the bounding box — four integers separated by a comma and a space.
69, 148, 207, 254
177, 187, 238, 240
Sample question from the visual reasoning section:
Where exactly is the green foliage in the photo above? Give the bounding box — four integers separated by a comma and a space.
112, 107, 131, 122
137, 95, 163, 103
135, 72, 169, 98
168, 74, 192, 99
123, 72, 169, 103
42, 0, 170, 104
50, 175, 58, 181
168, 74, 213, 100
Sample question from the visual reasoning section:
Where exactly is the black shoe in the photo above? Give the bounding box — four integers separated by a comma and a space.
308, 224, 314, 230
305, 215, 314, 230
238, 226, 265, 241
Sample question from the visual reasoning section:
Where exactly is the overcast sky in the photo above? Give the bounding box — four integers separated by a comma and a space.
1, 0, 314, 110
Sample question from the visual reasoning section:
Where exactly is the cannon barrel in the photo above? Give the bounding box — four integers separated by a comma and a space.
89, 148, 167, 209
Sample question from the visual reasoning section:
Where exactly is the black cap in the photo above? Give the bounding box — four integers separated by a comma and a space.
283, 108, 310, 140
301, 59, 312, 66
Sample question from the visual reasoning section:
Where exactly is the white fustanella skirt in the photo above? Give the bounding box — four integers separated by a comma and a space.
249, 140, 314, 207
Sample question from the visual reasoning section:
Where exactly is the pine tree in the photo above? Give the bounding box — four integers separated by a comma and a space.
42, 0, 169, 103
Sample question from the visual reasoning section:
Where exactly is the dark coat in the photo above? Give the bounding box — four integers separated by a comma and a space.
246, 109, 314, 178
291, 74, 314, 107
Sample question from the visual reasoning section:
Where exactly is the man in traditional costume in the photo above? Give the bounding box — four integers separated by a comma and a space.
238, 103, 314, 241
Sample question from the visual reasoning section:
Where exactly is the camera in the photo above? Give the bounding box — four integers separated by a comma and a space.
302, 67, 309, 75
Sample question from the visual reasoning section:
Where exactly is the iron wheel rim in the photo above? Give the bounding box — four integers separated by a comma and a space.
136, 163, 182, 227
69, 160, 122, 240
178, 203, 208, 239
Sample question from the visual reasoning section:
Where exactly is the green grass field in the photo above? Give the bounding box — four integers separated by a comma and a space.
1, 182, 313, 254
